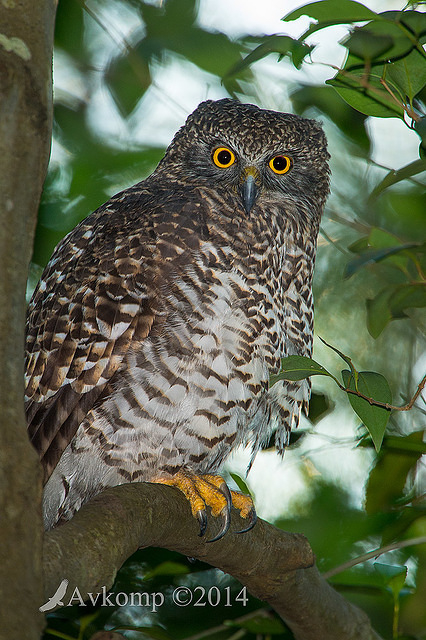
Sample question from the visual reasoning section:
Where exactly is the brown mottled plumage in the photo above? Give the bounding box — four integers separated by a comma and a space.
26, 99, 330, 532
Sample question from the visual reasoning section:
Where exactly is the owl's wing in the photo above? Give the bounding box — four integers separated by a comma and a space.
25, 193, 161, 482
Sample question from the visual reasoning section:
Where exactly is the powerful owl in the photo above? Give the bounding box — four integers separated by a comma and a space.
26, 99, 330, 538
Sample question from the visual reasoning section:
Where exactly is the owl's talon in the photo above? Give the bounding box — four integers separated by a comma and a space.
219, 481, 232, 512
197, 509, 208, 537
235, 506, 257, 534
206, 503, 231, 543
152, 470, 256, 541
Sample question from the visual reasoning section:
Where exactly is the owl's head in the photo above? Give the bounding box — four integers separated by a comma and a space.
156, 98, 330, 218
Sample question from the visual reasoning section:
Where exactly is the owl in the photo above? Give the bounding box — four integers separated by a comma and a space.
26, 99, 330, 539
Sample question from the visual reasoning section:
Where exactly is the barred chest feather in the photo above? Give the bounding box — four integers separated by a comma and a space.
41, 188, 314, 528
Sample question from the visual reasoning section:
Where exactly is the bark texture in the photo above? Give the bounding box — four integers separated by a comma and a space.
44, 483, 383, 640
0, 1, 55, 638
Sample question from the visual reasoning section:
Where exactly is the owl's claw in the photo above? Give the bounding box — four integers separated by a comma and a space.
235, 506, 257, 534
205, 481, 232, 542
219, 481, 232, 511
199, 481, 232, 542
206, 502, 231, 543
196, 509, 208, 537
228, 487, 257, 534
152, 470, 256, 541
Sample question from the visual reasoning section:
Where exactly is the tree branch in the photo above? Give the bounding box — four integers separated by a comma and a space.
337, 373, 426, 412
323, 536, 426, 579
43, 483, 383, 640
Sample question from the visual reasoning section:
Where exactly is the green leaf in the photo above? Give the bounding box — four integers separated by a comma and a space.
365, 431, 425, 513
367, 282, 426, 337
270, 355, 333, 386
387, 49, 426, 101
283, 0, 378, 40
374, 562, 407, 598
368, 227, 404, 249
175, 28, 244, 79
333, 14, 426, 121
106, 52, 151, 117
387, 190, 426, 239
225, 35, 312, 77
344, 243, 419, 277
367, 228, 410, 271
342, 370, 392, 451
388, 282, 426, 317
366, 288, 393, 338
369, 158, 426, 200
327, 69, 405, 118
381, 8, 426, 39
343, 20, 416, 61
342, 28, 393, 61
229, 472, 252, 497
348, 236, 370, 253
319, 337, 358, 383
381, 433, 426, 455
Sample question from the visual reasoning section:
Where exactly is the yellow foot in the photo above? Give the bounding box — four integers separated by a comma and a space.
152, 470, 256, 542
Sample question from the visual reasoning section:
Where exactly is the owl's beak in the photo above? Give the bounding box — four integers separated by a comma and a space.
240, 168, 260, 213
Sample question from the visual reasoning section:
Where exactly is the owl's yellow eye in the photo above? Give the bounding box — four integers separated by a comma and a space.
212, 147, 235, 168
269, 155, 292, 174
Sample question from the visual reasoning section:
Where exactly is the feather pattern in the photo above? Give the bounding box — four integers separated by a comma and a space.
25, 99, 330, 528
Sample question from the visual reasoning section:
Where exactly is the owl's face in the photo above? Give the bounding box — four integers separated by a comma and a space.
157, 99, 330, 220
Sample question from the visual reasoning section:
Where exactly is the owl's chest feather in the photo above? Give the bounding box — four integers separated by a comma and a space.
80, 206, 312, 473
122, 236, 287, 424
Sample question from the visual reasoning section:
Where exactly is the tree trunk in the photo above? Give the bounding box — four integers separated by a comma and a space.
0, 1, 55, 638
